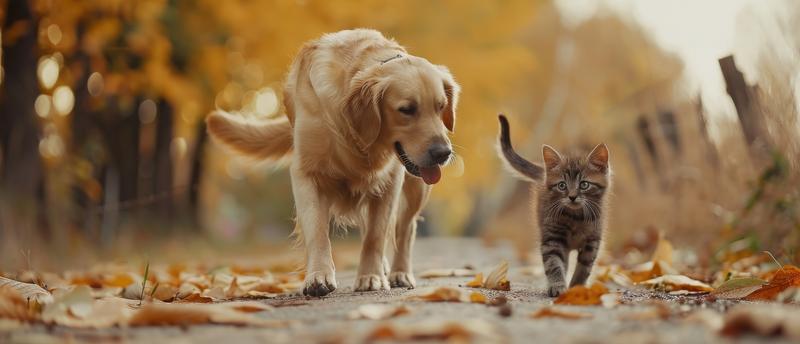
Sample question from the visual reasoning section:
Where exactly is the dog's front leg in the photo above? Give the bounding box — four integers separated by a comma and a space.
354, 173, 402, 292
292, 168, 336, 297
390, 176, 430, 288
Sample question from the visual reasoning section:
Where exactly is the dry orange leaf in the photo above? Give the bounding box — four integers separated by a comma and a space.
128, 303, 281, 327
0, 286, 40, 321
102, 273, 135, 288
178, 293, 214, 303
469, 292, 487, 304
745, 265, 800, 301
531, 307, 592, 320
554, 284, 608, 306
465, 273, 484, 288
410, 287, 466, 302
408, 286, 486, 304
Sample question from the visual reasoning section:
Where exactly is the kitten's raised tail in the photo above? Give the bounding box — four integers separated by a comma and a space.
498, 114, 544, 181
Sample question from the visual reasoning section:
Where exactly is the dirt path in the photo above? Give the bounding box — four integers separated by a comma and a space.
1, 238, 791, 343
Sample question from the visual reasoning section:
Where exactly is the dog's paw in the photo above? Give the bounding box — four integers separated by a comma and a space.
547, 283, 567, 297
354, 274, 390, 292
303, 271, 337, 297
388, 271, 416, 288
382, 257, 391, 277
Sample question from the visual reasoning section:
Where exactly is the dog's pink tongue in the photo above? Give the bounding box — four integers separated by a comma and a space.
420, 166, 442, 185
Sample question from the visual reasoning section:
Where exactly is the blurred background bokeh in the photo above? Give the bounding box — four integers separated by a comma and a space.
1, 0, 798, 269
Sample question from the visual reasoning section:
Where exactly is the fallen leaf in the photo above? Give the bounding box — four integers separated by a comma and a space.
151, 284, 178, 302
0, 287, 39, 321
418, 268, 476, 279
177, 293, 214, 303
365, 319, 497, 342
102, 273, 136, 288
712, 277, 766, 299
225, 277, 247, 298
639, 275, 713, 292
0, 277, 53, 307
347, 304, 410, 320
484, 261, 511, 291
531, 307, 592, 320
651, 233, 674, 267
223, 301, 273, 313
128, 303, 282, 327
41, 286, 95, 326
176, 283, 202, 300
469, 292, 487, 304
202, 286, 226, 300
554, 284, 609, 306
407, 286, 485, 303
720, 304, 800, 339
465, 273, 483, 288
745, 265, 800, 301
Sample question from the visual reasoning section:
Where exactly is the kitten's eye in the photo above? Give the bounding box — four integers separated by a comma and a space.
580, 181, 590, 190
557, 182, 567, 191
398, 104, 417, 116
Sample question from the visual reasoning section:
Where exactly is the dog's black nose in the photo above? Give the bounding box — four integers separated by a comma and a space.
428, 144, 452, 165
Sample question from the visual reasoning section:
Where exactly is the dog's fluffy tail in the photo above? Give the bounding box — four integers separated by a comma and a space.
206, 110, 293, 160
498, 114, 544, 181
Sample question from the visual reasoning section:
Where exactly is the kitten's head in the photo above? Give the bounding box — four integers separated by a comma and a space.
541, 143, 610, 221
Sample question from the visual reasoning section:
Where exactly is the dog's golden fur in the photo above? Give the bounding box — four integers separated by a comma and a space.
206, 29, 459, 296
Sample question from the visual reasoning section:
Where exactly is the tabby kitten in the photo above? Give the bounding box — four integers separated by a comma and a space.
497, 115, 611, 297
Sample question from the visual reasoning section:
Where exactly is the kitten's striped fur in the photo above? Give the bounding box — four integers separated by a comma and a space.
498, 115, 611, 297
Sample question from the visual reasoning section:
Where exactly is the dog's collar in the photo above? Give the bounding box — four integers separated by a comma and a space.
380, 53, 403, 65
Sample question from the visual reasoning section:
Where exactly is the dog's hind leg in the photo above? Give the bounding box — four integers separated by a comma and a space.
389, 175, 430, 289
354, 171, 403, 292
292, 167, 336, 297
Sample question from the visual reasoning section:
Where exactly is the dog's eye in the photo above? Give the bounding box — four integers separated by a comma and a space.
557, 182, 567, 191
580, 181, 590, 190
398, 104, 417, 116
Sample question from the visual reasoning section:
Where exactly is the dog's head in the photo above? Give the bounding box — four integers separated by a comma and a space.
341, 56, 460, 185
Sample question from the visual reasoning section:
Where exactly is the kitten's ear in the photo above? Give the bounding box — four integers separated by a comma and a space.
542, 145, 562, 170
588, 143, 609, 172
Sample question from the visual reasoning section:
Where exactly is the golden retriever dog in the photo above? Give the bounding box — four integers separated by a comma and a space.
206, 29, 460, 296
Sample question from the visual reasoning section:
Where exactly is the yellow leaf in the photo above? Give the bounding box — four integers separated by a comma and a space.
465, 273, 484, 288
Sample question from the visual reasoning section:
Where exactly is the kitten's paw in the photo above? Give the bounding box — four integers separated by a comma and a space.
303, 270, 337, 297
547, 284, 567, 297
388, 271, 416, 288
354, 274, 390, 292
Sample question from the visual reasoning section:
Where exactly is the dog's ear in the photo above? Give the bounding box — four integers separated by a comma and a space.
437, 65, 460, 132
342, 72, 388, 150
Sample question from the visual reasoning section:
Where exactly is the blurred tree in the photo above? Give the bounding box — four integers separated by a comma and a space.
0, 0, 49, 248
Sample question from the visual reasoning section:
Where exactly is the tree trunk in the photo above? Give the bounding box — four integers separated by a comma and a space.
0, 0, 48, 245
